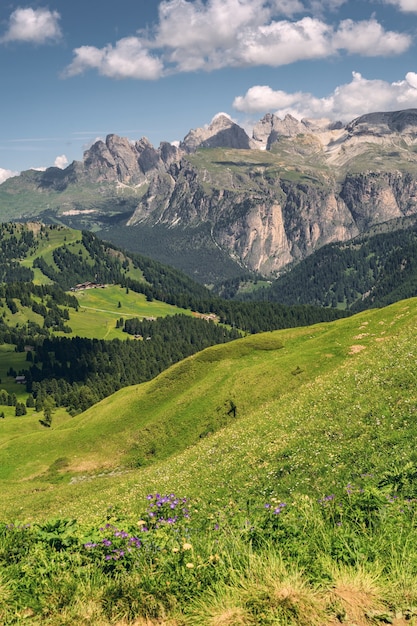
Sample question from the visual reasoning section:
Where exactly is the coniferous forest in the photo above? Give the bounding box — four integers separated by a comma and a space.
0, 223, 347, 415
230, 222, 417, 311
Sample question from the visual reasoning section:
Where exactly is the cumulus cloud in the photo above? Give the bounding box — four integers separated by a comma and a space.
233, 72, 417, 121
333, 19, 410, 56
62, 0, 411, 79
1, 7, 62, 44
63, 38, 164, 79
0, 168, 19, 185
54, 155, 68, 169
383, 0, 417, 12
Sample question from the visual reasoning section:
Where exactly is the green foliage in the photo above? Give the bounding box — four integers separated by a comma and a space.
26, 315, 241, 413
14, 402, 26, 416
237, 220, 417, 311
2, 297, 417, 621
2, 483, 417, 625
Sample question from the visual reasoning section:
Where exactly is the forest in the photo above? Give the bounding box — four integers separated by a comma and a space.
0, 223, 348, 416
25, 315, 241, 415
228, 222, 417, 311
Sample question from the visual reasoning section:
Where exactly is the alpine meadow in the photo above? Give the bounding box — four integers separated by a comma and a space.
0, 222, 416, 624
4, 107, 417, 625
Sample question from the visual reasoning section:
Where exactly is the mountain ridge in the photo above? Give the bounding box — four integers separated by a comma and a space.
2, 108, 417, 282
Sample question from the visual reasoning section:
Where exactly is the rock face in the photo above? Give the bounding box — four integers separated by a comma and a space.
81, 134, 172, 184
4, 108, 417, 279
346, 109, 417, 137
181, 114, 251, 151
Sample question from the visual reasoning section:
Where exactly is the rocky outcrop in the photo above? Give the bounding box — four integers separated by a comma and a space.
346, 109, 417, 137
181, 114, 251, 151
340, 171, 417, 230
5, 108, 417, 279
81, 134, 174, 184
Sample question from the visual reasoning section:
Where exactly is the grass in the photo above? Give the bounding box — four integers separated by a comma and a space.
1, 288, 195, 343
0, 297, 415, 515
2, 297, 417, 623
61, 285, 193, 339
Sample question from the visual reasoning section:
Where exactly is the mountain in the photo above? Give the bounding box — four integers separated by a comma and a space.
220, 215, 417, 310
2, 108, 417, 283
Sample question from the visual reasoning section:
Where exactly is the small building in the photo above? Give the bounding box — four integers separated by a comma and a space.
15, 375, 26, 384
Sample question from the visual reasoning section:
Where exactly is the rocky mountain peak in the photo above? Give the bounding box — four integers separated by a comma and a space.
83, 139, 117, 182
346, 109, 417, 137
105, 134, 143, 182
180, 113, 251, 152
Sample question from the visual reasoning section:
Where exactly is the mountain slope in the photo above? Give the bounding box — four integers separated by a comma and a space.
2, 298, 417, 625
3, 109, 417, 283
231, 216, 417, 310
2, 296, 416, 520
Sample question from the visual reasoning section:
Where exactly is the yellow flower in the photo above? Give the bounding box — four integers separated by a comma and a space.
182, 542, 193, 551
172, 547, 179, 553
137, 520, 147, 526
186, 562, 194, 568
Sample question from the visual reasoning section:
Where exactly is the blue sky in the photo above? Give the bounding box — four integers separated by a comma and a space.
1, 0, 417, 182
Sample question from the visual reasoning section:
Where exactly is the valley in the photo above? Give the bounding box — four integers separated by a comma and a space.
2, 110, 417, 624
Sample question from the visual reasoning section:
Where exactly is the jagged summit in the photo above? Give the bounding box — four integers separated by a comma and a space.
78, 108, 417, 177
346, 108, 417, 136
3, 108, 417, 282
180, 114, 251, 151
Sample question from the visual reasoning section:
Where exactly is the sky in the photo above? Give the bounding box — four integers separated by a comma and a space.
1, 0, 417, 183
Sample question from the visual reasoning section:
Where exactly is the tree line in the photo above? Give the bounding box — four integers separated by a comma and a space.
24, 315, 241, 414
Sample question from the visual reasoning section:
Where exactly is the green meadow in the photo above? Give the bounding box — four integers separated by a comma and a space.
1, 286, 194, 342
62, 285, 193, 339
2, 299, 417, 624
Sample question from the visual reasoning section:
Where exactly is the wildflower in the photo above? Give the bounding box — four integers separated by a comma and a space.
137, 520, 147, 526
273, 502, 287, 514
182, 542, 193, 551
172, 547, 179, 553
186, 562, 194, 568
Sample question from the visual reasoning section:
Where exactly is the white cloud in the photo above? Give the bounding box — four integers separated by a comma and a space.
234, 85, 305, 113
1, 8, 62, 44
238, 18, 332, 66
63, 38, 164, 79
0, 168, 19, 185
333, 19, 411, 56
233, 72, 417, 121
54, 155, 68, 169
383, 0, 417, 13
63, 0, 411, 79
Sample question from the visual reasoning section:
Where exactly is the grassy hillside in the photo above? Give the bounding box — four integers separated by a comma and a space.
2, 299, 417, 624
2, 297, 414, 518
57, 285, 193, 340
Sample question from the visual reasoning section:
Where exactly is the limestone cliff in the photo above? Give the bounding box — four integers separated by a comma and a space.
3, 108, 417, 280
